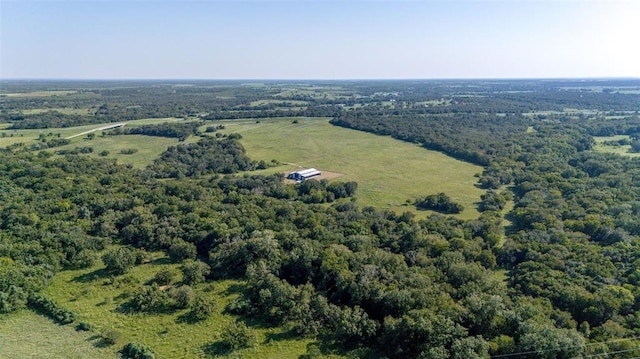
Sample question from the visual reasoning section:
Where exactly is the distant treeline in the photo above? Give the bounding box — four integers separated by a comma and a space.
109, 121, 203, 140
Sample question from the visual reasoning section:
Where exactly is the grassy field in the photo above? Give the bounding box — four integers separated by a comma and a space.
0, 118, 192, 168
0, 310, 116, 359
1, 116, 486, 217
0, 90, 78, 97
20, 108, 92, 115
39, 253, 316, 359
217, 117, 484, 219
593, 135, 640, 158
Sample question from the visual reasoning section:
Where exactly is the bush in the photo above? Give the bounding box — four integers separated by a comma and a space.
181, 260, 210, 285
221, 321, 256, 350
99, 150, 110, 156
28, 293, 77, 325
120, 148, 139, 155
189, 295, 216, 321
102, 247, 136, 275
169, 285, 195, 309
133, 248, 151, 264
76, 322, 93, 331
120, 342, 155, 359
415, 192, 464, 214
152, 267, 175, 285
0, 285, 27, 314
101, 329, 122, 345
167, 240, 197, 263
125, 285, 171, 313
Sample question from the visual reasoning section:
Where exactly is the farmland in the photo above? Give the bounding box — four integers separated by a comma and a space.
1, 79, 640, 359
217, 117, 484, 219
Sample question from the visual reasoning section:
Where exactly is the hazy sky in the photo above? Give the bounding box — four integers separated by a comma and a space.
1, 0, 639, 79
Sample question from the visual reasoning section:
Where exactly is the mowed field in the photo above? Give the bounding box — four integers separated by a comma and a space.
218, 117, 485, 219
0, 310, 115, 359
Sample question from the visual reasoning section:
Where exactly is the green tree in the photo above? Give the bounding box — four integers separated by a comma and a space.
220, 321, 256, 350
102, 247, 136, 275
189, 295, 216, 321
181, 260, 210, 285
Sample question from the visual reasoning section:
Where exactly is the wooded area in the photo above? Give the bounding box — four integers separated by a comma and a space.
1, 79, 639, 358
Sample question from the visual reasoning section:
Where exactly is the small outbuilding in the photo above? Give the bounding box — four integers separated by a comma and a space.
287, 168, 321, 182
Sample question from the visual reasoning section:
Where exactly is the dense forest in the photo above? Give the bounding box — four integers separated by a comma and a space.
1, 79, 639, 358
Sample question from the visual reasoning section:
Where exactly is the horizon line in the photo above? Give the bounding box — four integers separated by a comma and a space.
2, 76, 639, 82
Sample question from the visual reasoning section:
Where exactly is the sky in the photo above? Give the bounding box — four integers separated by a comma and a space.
1, 0, 639, 80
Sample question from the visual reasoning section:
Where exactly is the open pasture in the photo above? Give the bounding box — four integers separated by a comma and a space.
593, 135, 640, 158
0, 310, 115, 359
219, 117, 484, 219
0, 118, 189, 167
20, 107, 92, 115
0, 90, 78, 97
0, 116, 485, 217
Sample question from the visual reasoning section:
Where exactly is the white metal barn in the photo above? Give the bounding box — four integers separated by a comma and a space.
287, 168, 321, 181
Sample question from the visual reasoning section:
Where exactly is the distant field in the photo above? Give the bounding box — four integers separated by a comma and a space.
41, 253, 315, 359
0, 118, 189, 167
218, 117, 484, 219
0, 90, 77, 97
1, 116, 485, 217
21, 107, 92, 115
248, 99, 308, 107
593, 135, 640, 158
0, 310, 116, 359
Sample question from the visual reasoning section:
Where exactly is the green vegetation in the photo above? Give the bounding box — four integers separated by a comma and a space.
1, 79, 640, 359
218, 117, 484, 219
0, 310, 115, 359
593, 135, 640, 157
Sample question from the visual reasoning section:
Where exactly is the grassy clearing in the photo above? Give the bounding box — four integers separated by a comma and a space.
81, 135, 181, 168
0, 117, 186, 148
248, 99, 308, 107
219, 117, 484, 219
1, 116, 485, 218
0, 118, 189, 167
20, 108, 92, 115
0, 90, 78, 97
40, 253, 315, 359
593, 135, 640, 158
0, 310, 116, 359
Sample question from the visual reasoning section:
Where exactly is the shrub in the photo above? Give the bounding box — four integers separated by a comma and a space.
99, 150, 110, 156
221, 321, 256, 350
76, 322, 93, 331
181, 260, 210, 285
167, 240, 197, 263
102, 247, 136, 275
0, 285, 28, 314
152, 267, 175, 285
28, 293, 77, 325
133, 248, 151, 264
169, 285, 195, 309
126, 285, 171, 313
120, 148, 139, 155
120, 342, 155, 359
189, 295, 216, 321
101, 329, 122, 345
415, 192, 464, 214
